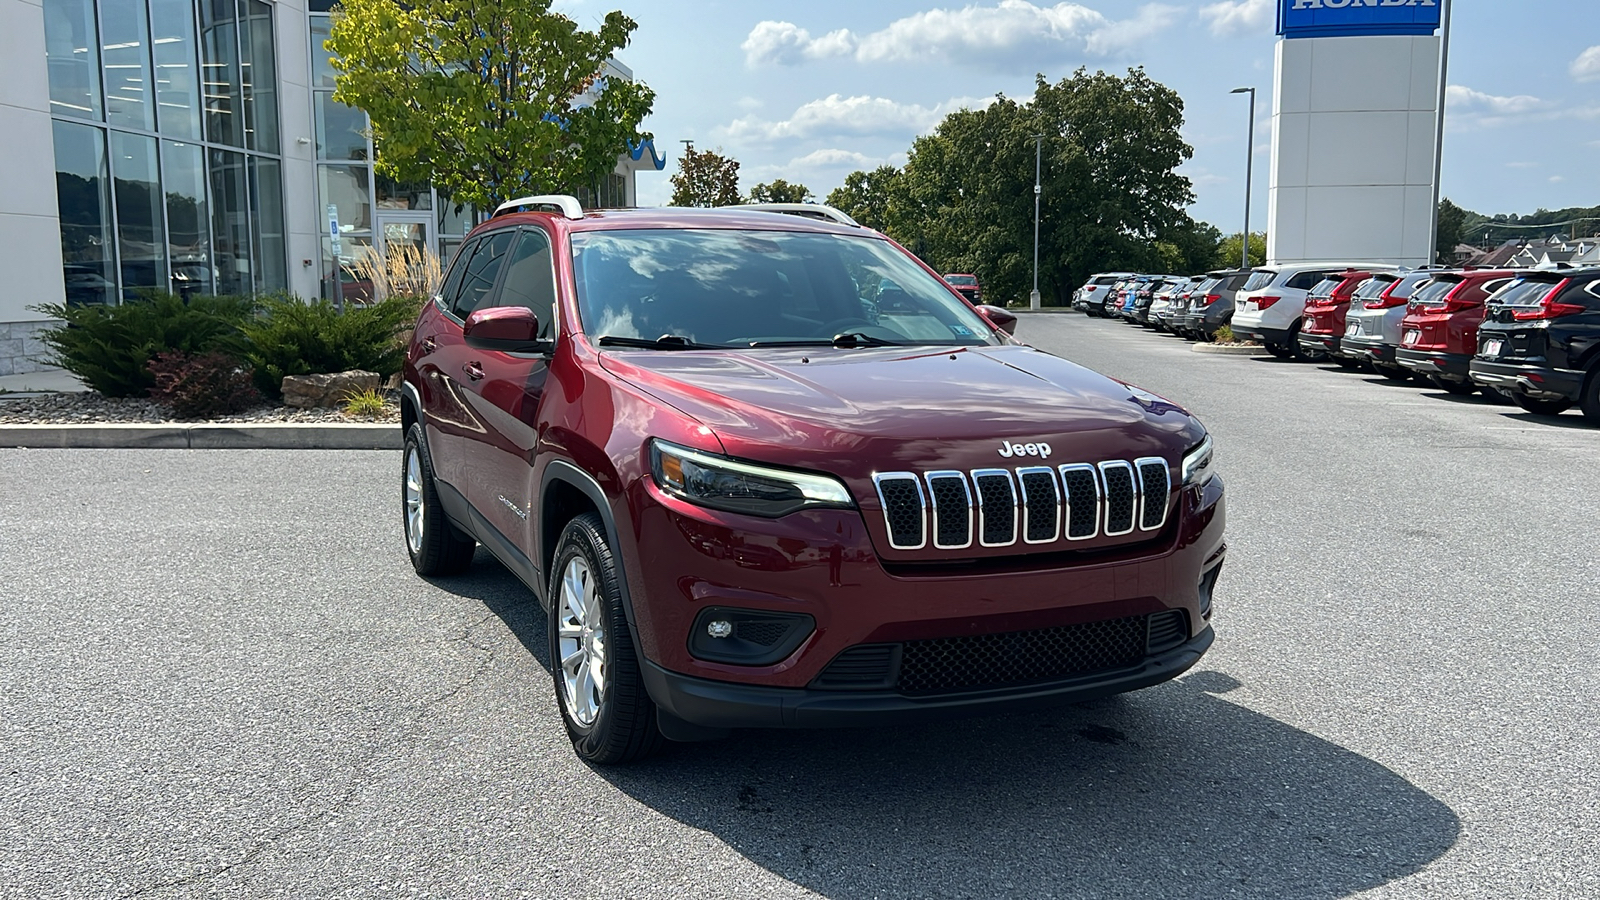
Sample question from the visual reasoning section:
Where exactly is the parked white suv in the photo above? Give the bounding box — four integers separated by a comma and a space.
1233, 263, 1399, 360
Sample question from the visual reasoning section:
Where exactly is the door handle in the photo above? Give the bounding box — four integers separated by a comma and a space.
462, 362, 484, 382
420, 337, 438, 355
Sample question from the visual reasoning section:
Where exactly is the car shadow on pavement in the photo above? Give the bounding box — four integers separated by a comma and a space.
446, 560, 1460, 899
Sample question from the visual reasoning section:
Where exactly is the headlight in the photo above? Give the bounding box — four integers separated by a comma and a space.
1181, 434, 1215, 487
650, 440, 855, 518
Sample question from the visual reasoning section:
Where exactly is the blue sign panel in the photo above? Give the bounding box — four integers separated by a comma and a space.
1278, 0, 1442, 39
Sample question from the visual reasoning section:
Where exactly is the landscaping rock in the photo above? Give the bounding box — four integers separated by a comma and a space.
281, 370, 381, 408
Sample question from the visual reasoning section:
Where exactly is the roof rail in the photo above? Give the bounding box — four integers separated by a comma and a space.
728, 203, 861, 228
494, 195, 584, 220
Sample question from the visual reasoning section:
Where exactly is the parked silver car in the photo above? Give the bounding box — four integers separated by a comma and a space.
1341, 270, 1436, 378
1177, 269, 1251, 340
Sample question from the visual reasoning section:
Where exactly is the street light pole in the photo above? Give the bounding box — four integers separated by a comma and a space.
1231, 87, 1256, 270
1030, 133, 1043, 310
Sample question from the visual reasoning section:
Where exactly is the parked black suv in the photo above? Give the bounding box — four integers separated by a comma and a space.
1469, 268, 1600, 422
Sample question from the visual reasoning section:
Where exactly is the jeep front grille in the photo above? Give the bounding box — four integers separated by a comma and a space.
873, 458, 1171, 551
811, 610, 1191, 695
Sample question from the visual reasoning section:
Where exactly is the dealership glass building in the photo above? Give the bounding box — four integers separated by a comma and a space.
0, 0, 664, 376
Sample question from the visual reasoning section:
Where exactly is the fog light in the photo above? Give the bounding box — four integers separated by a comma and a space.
689, 607, 815, 666
707, 619, 733, 639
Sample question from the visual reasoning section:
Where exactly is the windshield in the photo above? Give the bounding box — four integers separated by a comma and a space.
1494, 279, 1560, 307
1241, 270, 1277, 292
570, 229, 998, 348
944, 274, 977, 286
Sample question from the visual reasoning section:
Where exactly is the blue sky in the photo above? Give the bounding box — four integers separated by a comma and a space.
557, 1, 1599, 232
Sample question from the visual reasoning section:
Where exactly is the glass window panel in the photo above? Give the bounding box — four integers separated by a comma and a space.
161, 140, 211, 296
109, 132, 166, 299
314, 92, 367, 160
43, 0, 102, 119
101, 0, 155, 130
209, 148, 250, 295
150, 0, 202, 139
322, 234, 373, 303
318, 164, 372, 234
451, 230, 514, 319
199, 0, 244, 147
249, 157, 286, 293
310, 15, 337, 89
376, 175, 431, 211
499, 229, 556, 338
53, 120, 116, 306
240, 0, 278, 153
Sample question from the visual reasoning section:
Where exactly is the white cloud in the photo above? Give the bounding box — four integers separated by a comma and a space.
722, 94, 993, 143
1446, 86, 1549, 116
1572, 46, 1600, 83
1198, 0, 1272, 38
787, 149, 883, 170
1504, 161, 1538, 169
742, 2, 1178, 68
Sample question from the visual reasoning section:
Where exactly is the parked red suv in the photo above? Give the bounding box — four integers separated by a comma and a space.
943, 273, 982, 303
1395, 269, 1518, 394
1297, 270, 1375, 368
400, 197, 1225, 762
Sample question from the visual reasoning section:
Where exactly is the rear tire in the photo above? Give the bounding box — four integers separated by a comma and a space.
549, 513, 664, 764
1511, 393, 1572, 417
1288, 322, 1326, 362
1335, 357, 1365, 371
1373, 363, 1410, 380
402, 422, 477, 576
1265, 342, 1292, 359
1579, 369, 1600, 424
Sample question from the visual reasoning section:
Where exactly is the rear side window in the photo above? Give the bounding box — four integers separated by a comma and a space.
497, 228, 557, 339
1286, 271, 1330, 290
1242, 270, 1276, 292
436, 237, 477, 307
450, 230, 516, 319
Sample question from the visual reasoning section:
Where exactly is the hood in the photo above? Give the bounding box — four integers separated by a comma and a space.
598, 344, 1204, 481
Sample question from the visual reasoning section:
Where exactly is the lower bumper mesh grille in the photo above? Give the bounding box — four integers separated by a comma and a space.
813, 610, 1191, 695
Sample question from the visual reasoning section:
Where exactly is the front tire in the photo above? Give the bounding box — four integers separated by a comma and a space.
1511, 393, 1573, 417
402, 422, 476, 576
549, 513, 664, 764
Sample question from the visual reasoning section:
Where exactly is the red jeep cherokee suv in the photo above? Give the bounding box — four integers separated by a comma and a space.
400, 197, 1225, 763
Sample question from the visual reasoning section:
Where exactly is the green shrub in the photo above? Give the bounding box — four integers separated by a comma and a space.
32, 293, 253, 397
1215, 323, 1236, 344
341, 387, 389, 418
147, 351, 261, 419
242, 293, 416, 399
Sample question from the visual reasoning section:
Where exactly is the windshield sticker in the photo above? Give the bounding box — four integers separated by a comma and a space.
949, 324, 974, 337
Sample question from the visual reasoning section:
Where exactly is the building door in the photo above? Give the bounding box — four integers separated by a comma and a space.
374, 211, 436, 298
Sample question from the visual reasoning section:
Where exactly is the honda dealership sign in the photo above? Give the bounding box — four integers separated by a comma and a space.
1278, 0, 1443, 39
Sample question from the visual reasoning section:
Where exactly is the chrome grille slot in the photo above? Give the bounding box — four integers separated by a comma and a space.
1059, 464, 1101, 540
1136, 457, 1171, 532
1017, 467, 1060, 544
1099, 461, 1137, 536
925, 471, 973, 549
971, 469, 1018, 547
873, 473, 926, 550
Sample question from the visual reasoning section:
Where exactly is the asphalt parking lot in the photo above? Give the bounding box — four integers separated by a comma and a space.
3, 314, 1597, 899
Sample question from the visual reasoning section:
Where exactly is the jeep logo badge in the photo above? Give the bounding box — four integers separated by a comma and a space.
998, 441, 1052, 459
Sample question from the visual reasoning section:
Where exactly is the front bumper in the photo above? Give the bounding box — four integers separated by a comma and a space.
1340, 334, 1396, 364
1468, 359, 1585, 400
1396, 348, 1470, 382
643, 627, 1215, 729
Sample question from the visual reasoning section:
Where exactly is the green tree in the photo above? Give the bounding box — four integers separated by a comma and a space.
670, 147, 741, 207
325, 0, 654, 210
748, 179, 813, 204
1435, 198, 1466, 261
1216, 232, 1266, 269
825, 166, 901, 232
864, 68, 1197, 305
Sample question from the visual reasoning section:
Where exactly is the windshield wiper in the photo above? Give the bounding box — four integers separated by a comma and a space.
747, 332, 910, 348
596, 335, 727, 351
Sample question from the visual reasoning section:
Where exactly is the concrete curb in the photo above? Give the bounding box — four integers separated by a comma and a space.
1192, 343, 1268, 356
1010, 308, 1078, 314
0, 422, 401, 450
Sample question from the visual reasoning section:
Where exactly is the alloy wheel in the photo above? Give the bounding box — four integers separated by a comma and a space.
557, 557, 606, 727
404, 446, 424, 556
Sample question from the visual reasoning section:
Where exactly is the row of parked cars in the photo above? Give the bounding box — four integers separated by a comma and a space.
1071, 264, 1600, 424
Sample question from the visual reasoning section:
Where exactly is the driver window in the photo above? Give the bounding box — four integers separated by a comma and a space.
450, 230, 515, 320
498, 228, 557, 339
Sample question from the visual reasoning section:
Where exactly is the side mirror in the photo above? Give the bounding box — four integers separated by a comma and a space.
976, 304, 1018, 336
463, 306, 548, 352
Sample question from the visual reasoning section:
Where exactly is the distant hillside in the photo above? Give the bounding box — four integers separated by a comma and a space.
1457, 204, 1600, 246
